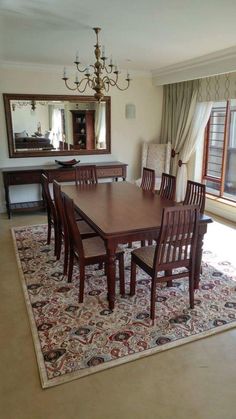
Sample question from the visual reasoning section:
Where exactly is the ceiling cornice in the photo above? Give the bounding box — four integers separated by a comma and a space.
0, 59, 151, 78
152, 46, 236, 85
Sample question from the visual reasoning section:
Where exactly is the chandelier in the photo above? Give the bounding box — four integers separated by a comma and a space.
62, 27, 131, 101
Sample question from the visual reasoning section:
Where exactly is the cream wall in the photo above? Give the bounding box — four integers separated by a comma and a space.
0, 66, 163, 212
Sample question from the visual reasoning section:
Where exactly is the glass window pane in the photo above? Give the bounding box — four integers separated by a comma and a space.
206, 180, 220, 196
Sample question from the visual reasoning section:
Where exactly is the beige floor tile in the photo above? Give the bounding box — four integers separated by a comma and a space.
0, 212, 236, 419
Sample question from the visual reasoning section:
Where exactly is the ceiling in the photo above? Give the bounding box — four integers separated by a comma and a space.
1, 0, 236, 73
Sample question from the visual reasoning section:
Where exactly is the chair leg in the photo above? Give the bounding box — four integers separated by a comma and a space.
150, 277, 157, 324
67, 249, 74, 283
128, 242, 132, 248
79, 264, 85, 303
189, 270, 194, 309
165, 270, 172, 287
53, 224, 59, 257
56, 229, 62, 260
63, 237, 69, 276
130, 259, 136, 296
118, 254, 125, 296
47, 217, 51, 245
141, 240, 146, 247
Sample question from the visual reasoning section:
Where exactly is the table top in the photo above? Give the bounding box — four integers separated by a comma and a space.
61, 182, 212, 238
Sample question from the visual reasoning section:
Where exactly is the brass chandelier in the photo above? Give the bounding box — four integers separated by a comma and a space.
62, 27, 131, 101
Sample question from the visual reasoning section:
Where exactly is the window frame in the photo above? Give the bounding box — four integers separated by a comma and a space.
202, 100, 236, 202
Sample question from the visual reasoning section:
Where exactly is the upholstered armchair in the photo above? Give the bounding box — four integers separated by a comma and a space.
136, 142, 171, 190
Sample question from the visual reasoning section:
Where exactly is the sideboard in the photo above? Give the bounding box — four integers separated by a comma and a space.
2, 161, 127, 218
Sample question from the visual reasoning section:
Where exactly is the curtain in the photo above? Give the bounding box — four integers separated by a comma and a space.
176, 101, 213, 202
51, 107, 62, 148
160, 80, 199, 174
95, 102, 106, 149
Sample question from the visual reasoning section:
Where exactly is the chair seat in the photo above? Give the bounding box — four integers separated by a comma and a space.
77, 220, 95, 235
132, 244, 187, 268
83, 236, 123, 259
132, 245, 156, 268
135, 177, 161, 191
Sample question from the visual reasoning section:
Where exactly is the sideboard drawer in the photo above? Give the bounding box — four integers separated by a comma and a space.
6, 171, 41, 185
45, 169, 75, 183
97, 168, 123, 178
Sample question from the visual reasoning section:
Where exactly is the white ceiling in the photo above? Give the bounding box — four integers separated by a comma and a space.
1, 0, 236, 73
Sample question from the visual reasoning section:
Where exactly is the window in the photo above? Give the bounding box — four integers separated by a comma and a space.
202, 99, 236, 202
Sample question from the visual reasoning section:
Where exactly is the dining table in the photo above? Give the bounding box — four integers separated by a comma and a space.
61, 181, 213, 310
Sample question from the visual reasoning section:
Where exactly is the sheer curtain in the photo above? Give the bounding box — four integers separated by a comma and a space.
176, 101, 213, 202
95, 102, 106, 149
51, 107, 62, 148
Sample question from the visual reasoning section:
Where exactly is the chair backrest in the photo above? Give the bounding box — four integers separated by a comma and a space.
63, 194, 85, 259
140, 167, 155, 192
153, 205, 199, 272
41, 173, 57, 223
159, 173, 176, 200
53, 180, 67, 235
183, 180, 205, 213
75, 165, 97, 185
141, 142, 171, 176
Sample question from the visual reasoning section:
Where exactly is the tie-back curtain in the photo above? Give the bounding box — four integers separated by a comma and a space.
160, 80, 199, 175
176, 102, 213, 202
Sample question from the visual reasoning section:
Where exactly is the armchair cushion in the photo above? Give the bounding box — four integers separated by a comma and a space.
136, 142, 171, 191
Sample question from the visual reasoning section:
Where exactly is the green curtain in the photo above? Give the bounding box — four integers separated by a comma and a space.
160, 80, 199, 174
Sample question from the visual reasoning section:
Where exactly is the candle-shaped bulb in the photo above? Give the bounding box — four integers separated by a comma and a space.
127, 71, 130, 79
75, 74, 79, 83
102, 45, 105, 57
76, 51, 79, 62
110, 55, 113, 66
63, 67, 67, 78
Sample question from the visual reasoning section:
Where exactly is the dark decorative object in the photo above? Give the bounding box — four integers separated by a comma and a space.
55, 159, 80, 168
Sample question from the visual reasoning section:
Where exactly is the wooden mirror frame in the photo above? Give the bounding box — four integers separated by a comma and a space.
3, 93, 111, 158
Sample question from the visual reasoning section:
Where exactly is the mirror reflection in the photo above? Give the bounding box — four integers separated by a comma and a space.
4, 94, 111, 157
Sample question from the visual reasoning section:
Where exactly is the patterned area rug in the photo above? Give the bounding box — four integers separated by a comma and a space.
12, 224, 236, 388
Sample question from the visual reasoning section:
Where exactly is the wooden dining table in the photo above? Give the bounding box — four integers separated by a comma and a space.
61, 182, 213, 310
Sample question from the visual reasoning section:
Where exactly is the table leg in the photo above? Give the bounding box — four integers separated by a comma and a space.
4, 182, 11, 219
106, 242, 117, 311
194, 224, 207, 289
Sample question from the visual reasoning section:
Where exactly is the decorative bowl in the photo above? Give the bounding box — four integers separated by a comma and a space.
55, 159, 80, 168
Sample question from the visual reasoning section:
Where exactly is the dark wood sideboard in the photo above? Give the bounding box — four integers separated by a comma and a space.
2, 161, 127, 218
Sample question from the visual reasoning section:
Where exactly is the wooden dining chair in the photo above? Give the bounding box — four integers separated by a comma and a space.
75, 165, 98, 185
41, 173, 58, 256
130, 205, 200, 323
159, 173, 176, 200
129, 167, 155, 248
140, 167, 155, 192
53, 180, 97, 276
183, 180, 206, 213
63, 194, 125, 303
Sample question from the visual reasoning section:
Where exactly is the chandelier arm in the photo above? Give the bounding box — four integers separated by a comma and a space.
63, 78, 78, 91
110, 79, 131, 91
76, 78, 92, 93
75, 62, 87, 73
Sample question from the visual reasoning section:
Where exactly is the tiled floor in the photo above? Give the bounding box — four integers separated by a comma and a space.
0, 211, 236, 419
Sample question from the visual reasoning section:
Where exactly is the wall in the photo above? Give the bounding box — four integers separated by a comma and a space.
0, 65, 163, 212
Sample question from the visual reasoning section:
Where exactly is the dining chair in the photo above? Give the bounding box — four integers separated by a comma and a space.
183, 180, 206, 213
140, 167, 155, 192
63, 194, 125, 303
41, 173, 58, 256
129, 167, 155, 248
159, 173, 176, 200
53, 180, 97, 276
130, 205, 200, 323
75, 165, 98, 185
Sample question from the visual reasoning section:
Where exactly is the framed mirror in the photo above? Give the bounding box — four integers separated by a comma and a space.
3, 94, 111, 158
